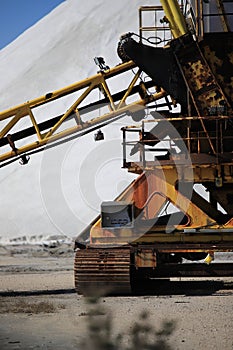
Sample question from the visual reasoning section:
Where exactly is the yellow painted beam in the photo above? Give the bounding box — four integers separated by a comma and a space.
160, 0, 188, 38
0, 89, 166, 163
0, 61, 135, 121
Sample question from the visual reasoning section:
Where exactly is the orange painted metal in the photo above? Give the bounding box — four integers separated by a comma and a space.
135, 249, 156, 268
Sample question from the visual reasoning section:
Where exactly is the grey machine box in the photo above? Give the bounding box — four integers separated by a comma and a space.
101, 201, 134, 228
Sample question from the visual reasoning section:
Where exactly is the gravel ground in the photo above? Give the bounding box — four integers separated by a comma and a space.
0, 245, 233, 350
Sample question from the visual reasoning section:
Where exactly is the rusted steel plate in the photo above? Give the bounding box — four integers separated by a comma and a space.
135, 249, 157, 268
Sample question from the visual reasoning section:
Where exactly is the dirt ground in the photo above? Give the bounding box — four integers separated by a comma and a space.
0, 244, 233, 350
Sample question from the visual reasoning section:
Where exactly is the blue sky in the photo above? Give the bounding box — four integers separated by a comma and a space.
0, 0, 65, 49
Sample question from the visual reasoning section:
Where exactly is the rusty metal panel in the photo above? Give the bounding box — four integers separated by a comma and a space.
174, 33, 232, 116
135, 249, 156, 268
201, 32, 233, 110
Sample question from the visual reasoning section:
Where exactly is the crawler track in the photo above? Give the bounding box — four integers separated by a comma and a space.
74, 247, 233, 296
74, 247, 131, 295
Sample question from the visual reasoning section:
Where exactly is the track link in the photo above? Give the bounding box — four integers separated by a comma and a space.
74, 247, 131, 296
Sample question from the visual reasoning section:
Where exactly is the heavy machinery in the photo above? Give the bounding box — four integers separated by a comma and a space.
0, 0, 233, 295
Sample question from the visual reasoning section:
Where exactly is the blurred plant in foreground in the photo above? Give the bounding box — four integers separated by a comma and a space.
80, 296, 176, 350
